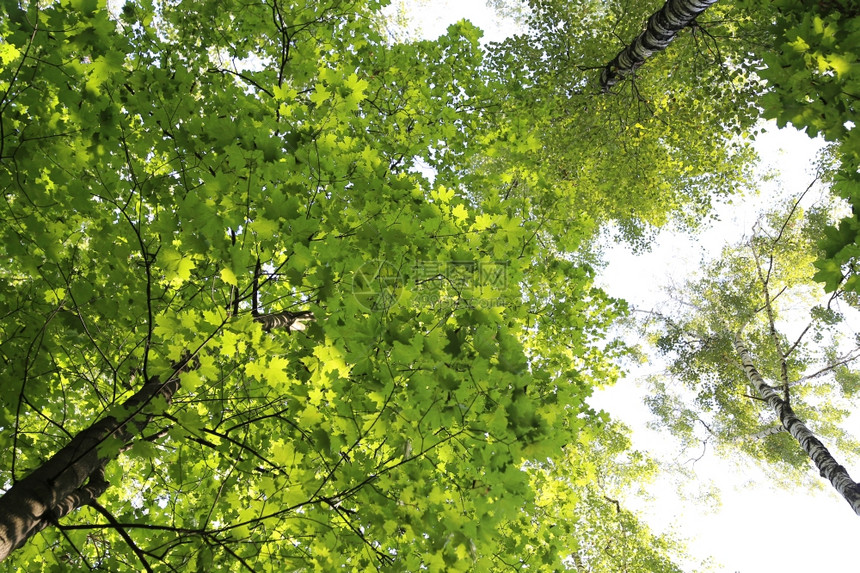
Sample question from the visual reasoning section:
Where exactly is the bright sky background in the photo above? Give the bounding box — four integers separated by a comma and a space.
394, 1, 860, 571
594, 126, 859, 573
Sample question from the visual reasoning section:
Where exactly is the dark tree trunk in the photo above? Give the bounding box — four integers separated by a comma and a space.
0, 310, 311, 561
0, 373, 182, 560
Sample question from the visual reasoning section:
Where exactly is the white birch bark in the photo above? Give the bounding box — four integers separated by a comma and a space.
734, 336, 860, 515
599, 0, 719, 92
750, 424, 786, 441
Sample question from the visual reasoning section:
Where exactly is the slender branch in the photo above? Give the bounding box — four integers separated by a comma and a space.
785, 290, 841, 358
86, 501, 154, 573
206, 67, 274, 98
751, 243, 790, 394
252, 257, 261, 317
771, 177, 818, 249
790, 345, 860, 387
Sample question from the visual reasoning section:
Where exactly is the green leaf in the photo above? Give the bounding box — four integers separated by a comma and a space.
161, 249, 195, 282
250, 217, 279, 239
309, 83, 329, 106
220, 267, 238, 286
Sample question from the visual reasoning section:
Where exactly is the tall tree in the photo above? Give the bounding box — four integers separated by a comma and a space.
645, 191, 860, 510
732, 336, 860, 514
485, 0, 762, 248
0, 310, 308, 561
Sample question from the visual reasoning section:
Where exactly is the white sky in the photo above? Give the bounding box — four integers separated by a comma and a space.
382, 0, 522, 43
392, 1, 859, 571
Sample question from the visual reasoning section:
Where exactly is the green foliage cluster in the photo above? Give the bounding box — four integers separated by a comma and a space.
759, 0, 859, 144
0, 0, 781, 569
750, 0, 860, 294
485, 0, 761, 244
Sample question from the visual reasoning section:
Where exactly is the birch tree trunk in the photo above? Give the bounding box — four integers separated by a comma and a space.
0, 310, 310, 562
734, 336, 860, 515
599, 0, 719, 92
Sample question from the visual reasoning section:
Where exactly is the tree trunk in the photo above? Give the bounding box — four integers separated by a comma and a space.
734, 336, 860, 515
599, 0, 719, 92
0, 310, 310, 562
0, 373, 182, 561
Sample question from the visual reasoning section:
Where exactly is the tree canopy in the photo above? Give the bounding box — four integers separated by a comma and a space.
1, 0, 856, 570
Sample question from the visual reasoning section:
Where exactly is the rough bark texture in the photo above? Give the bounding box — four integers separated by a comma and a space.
734, 336, 860, 515
599, 0, 719, 92
0, 309, 309, 562
0, 373, 182, 561
256, 310, 314, 332
750, 424, 786, 440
